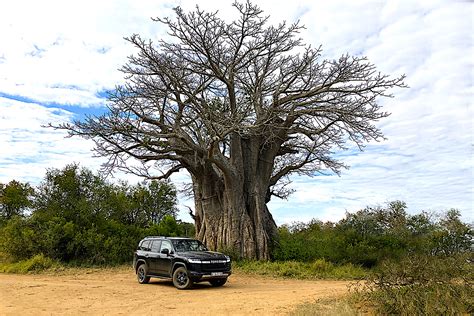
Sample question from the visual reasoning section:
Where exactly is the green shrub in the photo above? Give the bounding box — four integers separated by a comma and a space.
354, 254, 473, 315
0, 216, 39, 261
217, 245, 242, 261
235, 259, 367, 280
272, 204, 473, 268
0, 254, 62, 273
310, 259, 333, 272
329, 263, 367, 280
0, 212, 192, 266
0, 165, 188, 266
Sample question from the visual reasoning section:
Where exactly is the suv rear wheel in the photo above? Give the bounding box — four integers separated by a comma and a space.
172, 266, 193, 289
137, 264, 150, 284
209, 278, 227, 287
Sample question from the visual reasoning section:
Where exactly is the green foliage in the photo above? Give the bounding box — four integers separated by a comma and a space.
69, 221, 144, 265
355, 254, 473, 315
146, 215, 182, 237
33, 164, 178, 228
272, 201, 473, 267
34, 164, 102, 226
0, 215, 193, 266
431, 209, 473, 256
0, 216, 39, 261
0, 180, 34, 221
0, 164, 193, 266
234, 259, 367, 280
218, 245, 242, 261
0, 254, 62, 273
106, 179, 178, 226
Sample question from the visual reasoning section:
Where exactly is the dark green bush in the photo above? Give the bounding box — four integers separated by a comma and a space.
0, 165, 193, 266
272, 202, 473, 268
0, 214, 193, 266
355, 254, 473, 315
234, 258, 367, 280
0, 254, 61, 273
0, 216, 39, 261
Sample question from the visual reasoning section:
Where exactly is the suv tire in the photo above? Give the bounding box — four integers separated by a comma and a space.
209, 278, 227, 287
172, 266, 193, 289
137, 264, 150, 284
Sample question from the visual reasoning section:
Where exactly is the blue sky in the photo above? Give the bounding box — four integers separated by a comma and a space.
0, 0, 472, 224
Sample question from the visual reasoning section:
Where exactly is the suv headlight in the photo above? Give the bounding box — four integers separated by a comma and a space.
225, 255, 231, 262
187, 258, 202, 264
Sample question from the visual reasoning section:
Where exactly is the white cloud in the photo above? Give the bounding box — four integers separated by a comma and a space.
0, 97, 97, 182
268, 0, 473, 223
0, 97, 153, 187
0, 0, 175, 106
0, 0, 472, 224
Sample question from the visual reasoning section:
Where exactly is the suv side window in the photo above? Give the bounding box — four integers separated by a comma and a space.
160, 240, 173, 253
150, 240, 161, 253
140, 240, 151, 251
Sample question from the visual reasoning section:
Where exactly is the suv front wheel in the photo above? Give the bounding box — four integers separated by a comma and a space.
172, 266, 193, 289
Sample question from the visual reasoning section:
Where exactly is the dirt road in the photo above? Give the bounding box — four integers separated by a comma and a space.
0, 267, 351, 315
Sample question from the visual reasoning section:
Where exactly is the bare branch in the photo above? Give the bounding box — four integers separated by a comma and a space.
50, 1, 405, 201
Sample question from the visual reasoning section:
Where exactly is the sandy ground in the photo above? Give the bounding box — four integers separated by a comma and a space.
0, 267, 351, 315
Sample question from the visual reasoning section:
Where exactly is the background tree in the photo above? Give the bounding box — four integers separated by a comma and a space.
105, 180, 177, 226
34, 164, 178, 228
0, 180, 34, 221
129, 180, 177, 225
0, 164, 184, 264
34, 164, 108, 226
431, 209, 472, 256
55, 1, 405, 259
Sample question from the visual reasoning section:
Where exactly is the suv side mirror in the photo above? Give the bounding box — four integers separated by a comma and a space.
161, 248, 170, 255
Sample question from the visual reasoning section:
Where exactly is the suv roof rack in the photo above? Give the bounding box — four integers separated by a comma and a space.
142, 236, 194, 240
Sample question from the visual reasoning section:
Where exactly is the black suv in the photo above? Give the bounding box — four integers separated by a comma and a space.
133, 236, 231, 289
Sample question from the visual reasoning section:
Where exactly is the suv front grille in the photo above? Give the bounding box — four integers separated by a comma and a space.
200, 262, 231, 273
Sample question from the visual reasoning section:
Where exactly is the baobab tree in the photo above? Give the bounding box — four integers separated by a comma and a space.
56, 1, 405, 259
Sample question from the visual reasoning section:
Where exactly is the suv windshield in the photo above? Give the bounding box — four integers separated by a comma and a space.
172, 239, 208, 252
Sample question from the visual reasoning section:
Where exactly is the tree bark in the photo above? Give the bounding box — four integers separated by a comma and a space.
191, 137, 278, 260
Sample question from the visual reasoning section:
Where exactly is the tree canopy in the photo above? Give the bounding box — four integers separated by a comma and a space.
0, 180, 33, 220
54, 1, 406, 258
34, 164, 177, 228
0, 165, 190, 264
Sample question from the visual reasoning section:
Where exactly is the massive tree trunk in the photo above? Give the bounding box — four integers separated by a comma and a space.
191, 135, 278, 260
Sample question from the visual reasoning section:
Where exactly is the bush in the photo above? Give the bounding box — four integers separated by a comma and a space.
235, 259, 367, 280
272, 203, 473, 268
217, 245, 242, 261
0, 165, 189, 266
0, 211, 193, 266
354, 254, 473, 315
0, 216, 39, 261
0, 254, 62, 273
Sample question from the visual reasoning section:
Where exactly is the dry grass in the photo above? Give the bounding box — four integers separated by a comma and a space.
288, 297, 364, 316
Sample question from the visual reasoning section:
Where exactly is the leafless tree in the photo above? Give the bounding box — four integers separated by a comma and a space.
55, 1, 405, 259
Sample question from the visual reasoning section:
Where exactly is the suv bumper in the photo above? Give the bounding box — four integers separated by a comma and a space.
189, 270, 232, 281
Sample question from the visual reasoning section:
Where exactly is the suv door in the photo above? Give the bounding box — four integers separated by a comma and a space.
155, 240, 174, 276
137, 240, 153, 272
148, 240, 162, 274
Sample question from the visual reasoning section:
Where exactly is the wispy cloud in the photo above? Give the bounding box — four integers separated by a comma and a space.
0, 97, 94, 182
0, 0, 175, 106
